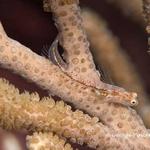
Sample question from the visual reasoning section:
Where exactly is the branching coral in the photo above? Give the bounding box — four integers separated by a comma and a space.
0, 78, 126, 149
0, 21, 141, 131
82, 9, 150, 127
0, 0, 150, 149
43, 0, 102, 88
107, 0, 144, 24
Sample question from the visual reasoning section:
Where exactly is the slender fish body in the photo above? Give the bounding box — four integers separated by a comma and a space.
42, 36, 138, 107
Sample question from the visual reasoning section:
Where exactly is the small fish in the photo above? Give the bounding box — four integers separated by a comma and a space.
42, 37, 138, 107
41, 35, 67, 70
95, 64, 138, 106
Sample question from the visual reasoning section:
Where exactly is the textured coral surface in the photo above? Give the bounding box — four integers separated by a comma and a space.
0, 0, 150, 150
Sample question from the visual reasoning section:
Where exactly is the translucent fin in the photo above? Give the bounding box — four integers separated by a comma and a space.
41, 35, 67, 70
41, 44, 50, 58
97, 64, 114, 84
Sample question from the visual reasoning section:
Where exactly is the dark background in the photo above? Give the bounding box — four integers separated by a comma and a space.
0, 0, 150, 149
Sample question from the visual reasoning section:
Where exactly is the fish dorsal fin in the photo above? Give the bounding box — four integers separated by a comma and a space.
41, 35, 67, 70
97, 64, 114, 84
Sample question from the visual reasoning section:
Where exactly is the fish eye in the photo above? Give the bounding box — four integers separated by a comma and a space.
131, 100, 138, 105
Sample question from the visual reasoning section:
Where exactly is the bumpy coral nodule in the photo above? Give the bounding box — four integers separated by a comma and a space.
0, 78, 125, 149
26, 132, 73, 150
0, 0, 150, 149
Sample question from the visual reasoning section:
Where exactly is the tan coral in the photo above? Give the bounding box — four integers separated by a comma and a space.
1, 22, 138, 106
26, 132, 73, 150
0, 22, 142, 131
42, 0, 140, 107
83, 9, 150, 127
43, 0, 137, 95
43, 0, 102, 88
0, 0, 150, 148
0, 22, 150, 149
0, 78, 125, 149
107, 0, 144, 24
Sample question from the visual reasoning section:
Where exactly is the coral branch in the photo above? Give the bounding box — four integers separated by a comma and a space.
107, 0, 144, 24
26, 132, 73, 150
0, 22, 142, 130
0, 78, 123, 149
0, 21, 145, 137
43, 0, 102, 88
43, 0, 140, 99
0, 0, 150, 148
0, 77, 150, 149
83, 9, 150, 127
